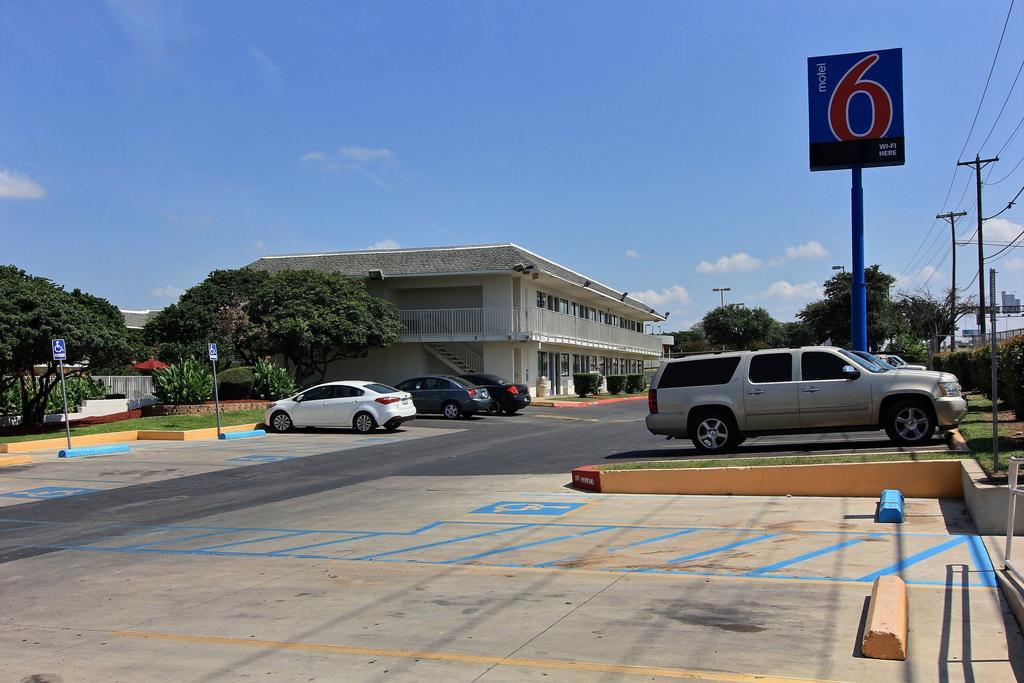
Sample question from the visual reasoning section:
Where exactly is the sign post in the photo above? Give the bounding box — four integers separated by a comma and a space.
808, 48, 905, 351
990, 269, 999, 475
51, 339, 72, 451
208, 343, 222, 438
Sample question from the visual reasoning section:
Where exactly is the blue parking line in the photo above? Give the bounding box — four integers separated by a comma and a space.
858, 536, 969, 582
667, 533, 778, 564
608, 528, 703, 552
194, 531, 310, 552
353, 524, 536, 560
965, 535, 998, 588
746, 537, 873, 576
121, 530, 237, 550
442, 526, 614, 564
269, 533, 383, 555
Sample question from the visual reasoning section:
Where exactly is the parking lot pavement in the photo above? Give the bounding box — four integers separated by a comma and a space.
0, 425, 463, 508
2, 464, 1021, 682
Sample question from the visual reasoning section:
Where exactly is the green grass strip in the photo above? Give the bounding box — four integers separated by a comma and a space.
0, 408, 265, 444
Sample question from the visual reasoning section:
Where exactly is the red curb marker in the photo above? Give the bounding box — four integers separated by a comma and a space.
571, 465, 602, 492
542, 395, 648, 408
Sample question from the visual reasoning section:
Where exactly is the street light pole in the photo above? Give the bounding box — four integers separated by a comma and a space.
712, 287, 731, 308
832, 265, 845, 274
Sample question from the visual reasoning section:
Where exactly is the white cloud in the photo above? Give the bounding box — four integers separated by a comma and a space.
366, 239, 401, 250
696, 252, 762, 274
301, 150, 327, 162
249, 46, 283, 89
784, 240, 828, 260
762, 280, 823, 300
0, 170, 46, 199
339, 146, 397, 166
1003, 257, 1024, 271
253, 239, 268, 253
895, 265, 942, 288
625, 249, 640, 259
150, 285, 185, 301
632, 285, 691, 309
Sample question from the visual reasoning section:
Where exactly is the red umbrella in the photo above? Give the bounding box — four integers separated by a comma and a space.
132, 358, 169, 372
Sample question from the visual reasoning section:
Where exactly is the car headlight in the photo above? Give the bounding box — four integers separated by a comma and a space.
938, 381, 961, 397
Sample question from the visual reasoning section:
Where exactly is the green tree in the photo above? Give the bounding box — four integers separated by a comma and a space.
700, 305, 783, 350
0, 266, 136, 425
893, 288, 974, 350
796, 266, 899, 350
144, 268, 269, 367
250, 270, 403, 382
669, 328, 711, 354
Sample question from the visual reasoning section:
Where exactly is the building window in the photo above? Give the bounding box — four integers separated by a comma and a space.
560, 354, 570, 376
538, 351, 549, 377
548, 295, 557, 311
573, 354, 581, 373
560, 299, 569, 315
537, 291, 547, 308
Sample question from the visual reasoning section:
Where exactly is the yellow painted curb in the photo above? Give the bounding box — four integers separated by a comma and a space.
0, 454, 32, 467
592, 460, 968, 498
861, 575, 908, 660
0, 423, 263, 452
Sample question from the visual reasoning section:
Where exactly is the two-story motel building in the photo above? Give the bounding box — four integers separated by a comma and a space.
247, 244, 667, 395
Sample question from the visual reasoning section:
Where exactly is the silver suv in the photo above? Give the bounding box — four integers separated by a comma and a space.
645, 346, 967, 454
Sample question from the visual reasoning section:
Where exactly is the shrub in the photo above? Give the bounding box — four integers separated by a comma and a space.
931, 354, 946, 373
253, 358, 298, 400
1, 377, 106, 416
217, 366, 255, 400
625, 374, 646, 393
943, 351, 974, 390
573, 372, 603, 397
153, 358, 214, 405
606, 375, 626, 394
999, 336, 1024, 420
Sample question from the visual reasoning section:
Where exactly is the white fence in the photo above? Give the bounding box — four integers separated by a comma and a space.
399, 307, 664, 355
93, 375, 154, 400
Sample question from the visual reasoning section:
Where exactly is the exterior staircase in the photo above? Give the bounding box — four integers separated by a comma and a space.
424, 342, 482, 374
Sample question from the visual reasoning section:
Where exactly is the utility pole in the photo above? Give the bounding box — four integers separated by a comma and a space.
956, 154, 999, 334
937, 210, 967, 350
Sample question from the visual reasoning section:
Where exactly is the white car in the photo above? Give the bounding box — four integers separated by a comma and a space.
265, 381, 416, 434
877, 354, 927, 371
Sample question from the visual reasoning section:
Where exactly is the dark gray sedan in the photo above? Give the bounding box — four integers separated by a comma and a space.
394, 375, 495, 419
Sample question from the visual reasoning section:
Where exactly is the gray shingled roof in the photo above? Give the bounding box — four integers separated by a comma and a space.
247, 243, 665, 319
121, 309, 160, 330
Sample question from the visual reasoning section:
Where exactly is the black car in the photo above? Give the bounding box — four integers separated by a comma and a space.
394, 375, 495, 419
459, 373, 531, 415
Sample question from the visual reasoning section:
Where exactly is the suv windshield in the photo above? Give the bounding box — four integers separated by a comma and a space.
839, 349, 888, 373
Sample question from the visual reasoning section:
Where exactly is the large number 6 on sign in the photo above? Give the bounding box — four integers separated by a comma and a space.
828, 53, 893, 141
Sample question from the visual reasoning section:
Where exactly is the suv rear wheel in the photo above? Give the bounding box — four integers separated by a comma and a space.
689, 410, 739, 454
884, 400, 936, 446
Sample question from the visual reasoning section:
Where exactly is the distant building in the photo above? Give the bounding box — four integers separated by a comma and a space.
247, 243, 667, 395
1001, 291, 1021, 314
120, 309, 160, 330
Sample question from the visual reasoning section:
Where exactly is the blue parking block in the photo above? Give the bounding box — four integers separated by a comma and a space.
227, 455, 298, 463
1, 486, 100, 500
471, 501, 586, 516
219, 429, 266, 440
58, 444, 131, 458
878, 489, 904, 523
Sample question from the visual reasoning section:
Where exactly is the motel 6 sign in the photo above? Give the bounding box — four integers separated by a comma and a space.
808, 48, 904, 171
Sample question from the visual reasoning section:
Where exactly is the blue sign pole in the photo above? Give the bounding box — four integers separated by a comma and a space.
851, 167, 867, 351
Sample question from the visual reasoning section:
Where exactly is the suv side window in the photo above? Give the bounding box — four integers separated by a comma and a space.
801, 352, 849, 381
748, 353, 793, 383
658, 357, 741, 388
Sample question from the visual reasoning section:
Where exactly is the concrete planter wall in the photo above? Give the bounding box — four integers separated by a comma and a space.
961, 459, 1023, 535
143, 401, 268, 416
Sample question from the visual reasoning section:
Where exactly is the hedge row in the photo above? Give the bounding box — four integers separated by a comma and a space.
933, 336, 1024, 418
605, 374, 647, 395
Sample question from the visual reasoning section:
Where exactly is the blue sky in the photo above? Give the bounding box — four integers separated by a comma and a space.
2, 0, 1022, 331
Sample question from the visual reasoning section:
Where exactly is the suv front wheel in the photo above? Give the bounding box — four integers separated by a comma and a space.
884, 400, 936, 446
689, 410, 739, 454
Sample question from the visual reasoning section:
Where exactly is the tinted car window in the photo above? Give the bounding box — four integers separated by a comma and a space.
748, 353, 792, 383
299, 386, 332, 401
365, 383, 398, 394
397, 379, 423, 391
449, 377, 475, 388
658, 357, 741, 388
478, 374, 507, 384
423, 378, 445, 390
332, 385, 364, 398
801, 352, 850, 381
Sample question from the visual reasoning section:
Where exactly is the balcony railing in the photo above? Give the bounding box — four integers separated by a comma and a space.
399, 307, 663, 355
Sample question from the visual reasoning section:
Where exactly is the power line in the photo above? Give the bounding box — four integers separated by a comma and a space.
984, 184, 1024, 220
996, 113, 1024, 156
980, 58, 1024, 152
988, 153, 1024, 184
956, 0, 1017, 160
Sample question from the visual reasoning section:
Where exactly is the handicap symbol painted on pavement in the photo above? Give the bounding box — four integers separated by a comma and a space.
1, 486, 100, 500
227, 455, 299, 463
471, 501, 587, 516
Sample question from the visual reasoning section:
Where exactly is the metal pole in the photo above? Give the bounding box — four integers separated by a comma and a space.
978, 158, 987, 336
990, 268, 999, 475
211, 359, 222, 438
937, 211, 966, 351
58, 359, 71, 451
851, 166, 867, 351
1007, 458, 1019, 568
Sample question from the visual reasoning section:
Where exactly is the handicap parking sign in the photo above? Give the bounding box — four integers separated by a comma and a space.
51, 339, 67, 361
471, 501, 586, 516
208, 342, 218, 360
